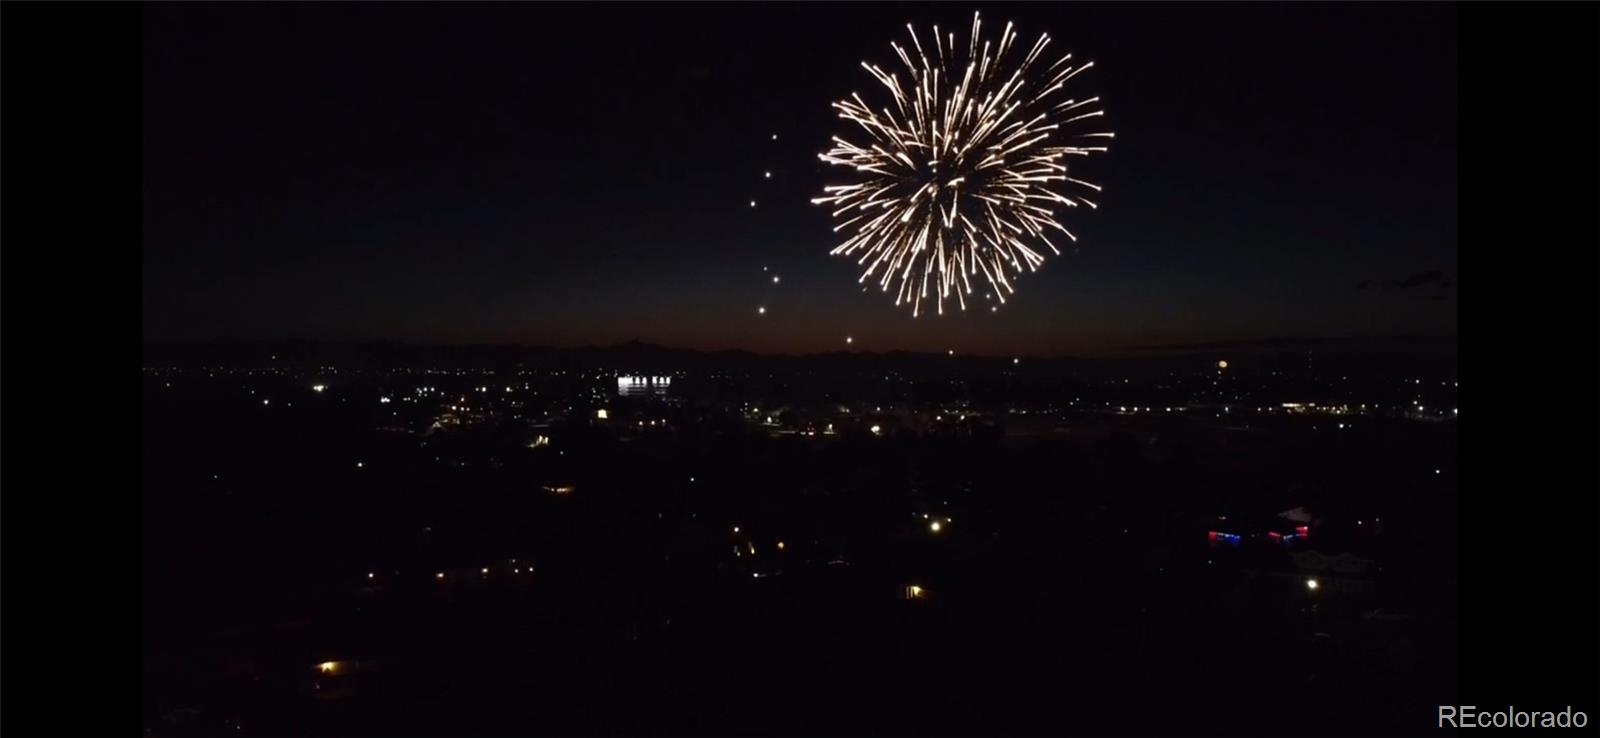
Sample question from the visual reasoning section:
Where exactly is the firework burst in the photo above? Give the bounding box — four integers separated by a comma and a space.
813, 13, 1112, 316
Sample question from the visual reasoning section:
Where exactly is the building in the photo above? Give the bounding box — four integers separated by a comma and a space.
616, 375, 671, 399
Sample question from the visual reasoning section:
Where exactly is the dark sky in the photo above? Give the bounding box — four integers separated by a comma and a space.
143, 2, 1456, 356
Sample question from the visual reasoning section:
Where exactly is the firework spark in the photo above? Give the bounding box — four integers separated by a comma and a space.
813, 13, 1112, 316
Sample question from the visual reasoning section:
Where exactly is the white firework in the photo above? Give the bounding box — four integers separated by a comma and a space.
813, 12, 1112, 316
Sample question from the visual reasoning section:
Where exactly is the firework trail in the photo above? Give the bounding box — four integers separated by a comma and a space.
813, 12, 1112, 316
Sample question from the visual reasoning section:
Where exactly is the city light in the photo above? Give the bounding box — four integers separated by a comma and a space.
1217, 360, 1228, 369
870, 425, 882, 435
312, 384, 327, 393
1306, 578, 1319, 591
596, 409, 608, 420
379, 397, 392, 404
757, 306, 766, 315
482, 568, 489, 574
776, 541, 785, 550
367, 572, 374, 579
929, 521, 943, 533
436, 572, 445, 580
318, 661, 339, 674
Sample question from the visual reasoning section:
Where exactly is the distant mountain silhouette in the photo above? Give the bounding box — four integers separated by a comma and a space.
1125, 335, 1457, 352
142, 337, 1456, 379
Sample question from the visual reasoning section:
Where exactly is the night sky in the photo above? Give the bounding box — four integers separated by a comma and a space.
143, 3, 1456, 356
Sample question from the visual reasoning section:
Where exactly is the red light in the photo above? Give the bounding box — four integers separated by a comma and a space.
1295, 526, 1309, 536
1207, 531, 1218, 542
1267, 531, 1282, 540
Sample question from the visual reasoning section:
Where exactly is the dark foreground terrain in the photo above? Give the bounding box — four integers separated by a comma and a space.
143, 366, 1456, 735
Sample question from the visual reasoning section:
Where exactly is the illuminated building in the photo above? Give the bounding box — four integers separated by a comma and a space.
1207, 530, 1243, 548
616, 375, 672, 399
